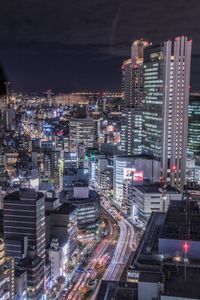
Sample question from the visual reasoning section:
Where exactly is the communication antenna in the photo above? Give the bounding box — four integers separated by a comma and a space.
4, 81, 10, 107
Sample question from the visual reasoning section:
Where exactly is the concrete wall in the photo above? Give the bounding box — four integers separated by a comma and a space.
138, 281, 160, 300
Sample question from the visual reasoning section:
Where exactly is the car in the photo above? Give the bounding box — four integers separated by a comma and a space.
87, 267, 93, 273
75, 267, 85, 273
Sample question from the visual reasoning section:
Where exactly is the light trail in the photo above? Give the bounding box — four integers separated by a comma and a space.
66, 211, 118, 300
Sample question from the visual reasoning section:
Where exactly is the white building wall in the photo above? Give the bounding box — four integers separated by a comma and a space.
49, 249, 62, 281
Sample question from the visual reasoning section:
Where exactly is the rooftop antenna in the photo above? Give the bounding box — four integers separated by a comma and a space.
4, 81, 10, 107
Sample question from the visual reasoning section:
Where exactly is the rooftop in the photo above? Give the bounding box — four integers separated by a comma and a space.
135, 183, 180, 194
160, 200, 200, 241
130, 204, 200, 300
18, 255, 43, 268
45, 197, 58, 202
96, 280, 137, 300
72, 190, 100, 204
163, 265, 200, 299
4, 189, 44, 202
132, 212, 165, 266
50, 203, 76, 215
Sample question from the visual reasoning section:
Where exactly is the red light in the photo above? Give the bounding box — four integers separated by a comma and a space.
183, 241, 189, 254
172, 165, 176, 172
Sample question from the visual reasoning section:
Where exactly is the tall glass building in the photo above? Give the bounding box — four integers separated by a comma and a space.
142, 44, 164, 159
142, 36, 192, 191
188, 93, 200, 157
121, 40, 150, 155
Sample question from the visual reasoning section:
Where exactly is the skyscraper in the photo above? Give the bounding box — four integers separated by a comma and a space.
122, 40, 150, 110
122, 108, 143, 155
142, 36, 192, 191
142, 44, 164, 159
121, 40, 150, 155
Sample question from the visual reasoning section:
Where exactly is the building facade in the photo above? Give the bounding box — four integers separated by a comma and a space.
188, 93, 200, 157
0, 238, 15, 300
4, 188, 46, 261
69, 118, 95, 151
121, 40, 150, 155
142, 36, 192, 191
113, 155, 161, 207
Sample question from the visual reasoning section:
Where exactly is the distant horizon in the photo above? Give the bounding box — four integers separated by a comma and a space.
0, 1, 200, 92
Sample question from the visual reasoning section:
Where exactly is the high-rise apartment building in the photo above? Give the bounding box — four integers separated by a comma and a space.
4, 188, 45, 262
188, 93, 200, 157
142, 36, 192, 191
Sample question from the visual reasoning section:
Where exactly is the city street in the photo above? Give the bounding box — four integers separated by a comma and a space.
64, 209, 119, 300
103, 214, 136, 281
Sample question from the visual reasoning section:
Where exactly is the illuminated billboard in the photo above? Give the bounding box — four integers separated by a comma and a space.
123, 168, 143, 182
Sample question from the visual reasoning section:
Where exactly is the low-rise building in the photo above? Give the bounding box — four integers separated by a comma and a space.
15, 268, 27, 300
0, 238, 15, 300
71, 183, 100, 230
100, 167, 113, 197
18, 247, 44, 300
48, 238, 68, 281
46, 202, 77, 259
130, 183, 182, 222
128, 200, 200, 300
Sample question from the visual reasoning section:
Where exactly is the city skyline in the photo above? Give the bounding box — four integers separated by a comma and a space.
0, 1, 200, 92
0, 1, 200, 299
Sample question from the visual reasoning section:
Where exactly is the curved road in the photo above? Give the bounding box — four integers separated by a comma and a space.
103, 215, 136, 281
66, 209, 118, 300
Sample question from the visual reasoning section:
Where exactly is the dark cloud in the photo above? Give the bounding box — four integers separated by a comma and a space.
0, 0, 199, 92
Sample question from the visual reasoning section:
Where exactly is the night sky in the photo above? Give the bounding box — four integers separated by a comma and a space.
0, 0, 200, 93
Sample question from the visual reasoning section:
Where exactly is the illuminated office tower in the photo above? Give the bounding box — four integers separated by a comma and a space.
4, 188, 45, 261
69, 118, 95, 151
122, 40, 150, 109
121, 40, 150, 155
142, 36, 192, 191
121, 108, 143, 155
188, 93, 200, 157
121, 58, 132, 110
